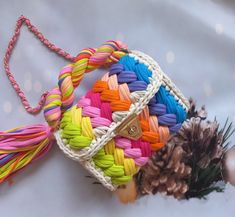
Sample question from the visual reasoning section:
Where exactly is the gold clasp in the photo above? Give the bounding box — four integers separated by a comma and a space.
115, 113, 142, 140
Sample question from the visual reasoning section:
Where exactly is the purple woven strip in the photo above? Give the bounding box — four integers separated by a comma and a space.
127, 81, 148, 92
109, 63, 124, 76
149, 103, 166, 116
118, 71, 137, 83
169, 123, 182, 133
148, 97, 157, 105
158, 114, 177, 126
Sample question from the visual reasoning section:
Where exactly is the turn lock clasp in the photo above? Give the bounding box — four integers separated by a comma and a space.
115, 113, 142, 140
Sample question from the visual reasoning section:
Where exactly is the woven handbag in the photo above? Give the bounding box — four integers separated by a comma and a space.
53, 49, 189, 190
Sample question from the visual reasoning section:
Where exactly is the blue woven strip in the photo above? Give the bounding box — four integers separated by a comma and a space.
118, 55, 187, 124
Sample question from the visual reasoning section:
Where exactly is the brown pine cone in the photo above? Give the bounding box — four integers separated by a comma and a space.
135, 100, 230, 200
179, 117, 223, 169
187, 98, 207, 120
136, 141, 191, 199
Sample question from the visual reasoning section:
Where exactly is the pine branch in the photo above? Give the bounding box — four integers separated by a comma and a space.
186, 120, 234, 199
220, 118, 235, 147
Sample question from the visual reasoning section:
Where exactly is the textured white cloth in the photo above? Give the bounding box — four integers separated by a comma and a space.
0, 0, 235, 217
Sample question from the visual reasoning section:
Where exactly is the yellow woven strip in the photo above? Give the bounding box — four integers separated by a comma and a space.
123, 158, 138, 176
60, 98, 138, 185
81, 117, 93, 139
113, 148, 124, 165
104, 140, 115, 155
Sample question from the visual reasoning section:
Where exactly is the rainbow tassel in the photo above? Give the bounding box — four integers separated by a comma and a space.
0, 124, 53, 183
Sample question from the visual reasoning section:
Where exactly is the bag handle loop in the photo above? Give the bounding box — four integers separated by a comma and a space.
3, 15, 76, 115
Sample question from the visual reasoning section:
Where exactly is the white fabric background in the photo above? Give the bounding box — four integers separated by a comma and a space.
0, 0, 235, 216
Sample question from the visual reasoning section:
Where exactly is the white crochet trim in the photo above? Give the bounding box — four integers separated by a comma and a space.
55, 130, 117, 191
55, 50, 189, 190
130, 50, 190, 110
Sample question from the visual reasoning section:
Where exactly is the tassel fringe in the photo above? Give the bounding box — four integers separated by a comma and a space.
0, 124, 53, 183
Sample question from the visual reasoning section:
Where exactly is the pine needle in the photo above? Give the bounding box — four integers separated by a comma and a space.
186, 119, 234, 199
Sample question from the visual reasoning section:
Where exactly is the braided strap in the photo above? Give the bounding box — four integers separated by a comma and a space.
54, 50, 189, 190
43, 41, 127, 128
4, 16, 76, 115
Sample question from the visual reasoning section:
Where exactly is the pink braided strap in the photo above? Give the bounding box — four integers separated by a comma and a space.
3, 16, 76, 115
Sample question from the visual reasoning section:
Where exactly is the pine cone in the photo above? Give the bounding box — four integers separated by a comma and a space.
136, 141, 192, 199
180, 117, 225, 198
187, 98, 207, 120
135, 100, 230, 200
179, 117, 223, 169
